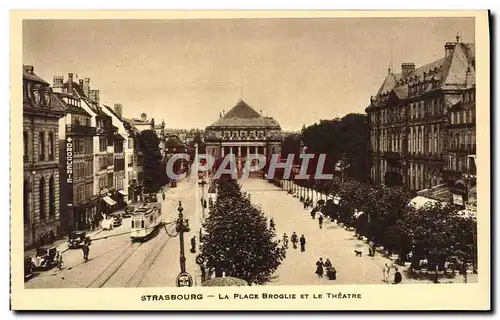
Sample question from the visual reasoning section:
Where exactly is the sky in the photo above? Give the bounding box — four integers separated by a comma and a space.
23, 17, 474, 130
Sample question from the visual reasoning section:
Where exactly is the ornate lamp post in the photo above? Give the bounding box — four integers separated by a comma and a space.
175, 201, 190, 273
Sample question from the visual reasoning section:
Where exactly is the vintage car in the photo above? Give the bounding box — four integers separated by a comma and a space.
124, 205, 135, 218
32, 246, 60, 270
113, 214, 122, 227
24, 256, 34, 280
68, 231, 87, 249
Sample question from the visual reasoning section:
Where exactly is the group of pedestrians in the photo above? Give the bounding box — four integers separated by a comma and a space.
37, 229, 56, 248
315, 257, 337, 280
283, 232, 306, 252
382, 263, 402, 284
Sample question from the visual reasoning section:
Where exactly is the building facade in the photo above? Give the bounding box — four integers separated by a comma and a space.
366, 38, 475, 191
55, 90, 97, 232
23, 65, 65, 247
205, 100, 282, 172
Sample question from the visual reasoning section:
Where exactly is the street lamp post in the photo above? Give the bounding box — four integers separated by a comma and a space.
176, 201, 190, 273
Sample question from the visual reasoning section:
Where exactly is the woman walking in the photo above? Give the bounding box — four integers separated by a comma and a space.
316, 258, 324, 278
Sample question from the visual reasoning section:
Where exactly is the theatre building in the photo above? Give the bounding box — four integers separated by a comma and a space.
23, 65, 65, 247
366, 37, 475, 191
205, 100, 282, 172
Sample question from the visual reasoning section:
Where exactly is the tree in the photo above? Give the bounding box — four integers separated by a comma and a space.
281, 133, 302, 163
301, 113, 370, 181
137, 130, 164, 193
201, 179, 285, 285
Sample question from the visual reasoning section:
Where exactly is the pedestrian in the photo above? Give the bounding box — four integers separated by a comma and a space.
82, 244, 90, 262
48, 229, 55, 245
368, 238, 376, 257
324, 258, 333, 270
300, 234, 306, 252
462, 263, 468, 283
383, 263, 391, 283
191, 235, 196, 253
393, 267, 402, 284
57, 254, 63, 271
282, 233, 289, 249
318, 215, 324, 229
316, 258, 324, 278
310, 208, 316, 219
269, 218, 275, 231
291, 232, 298, 249
162, 192, 166, 201
38, 232, 45, 247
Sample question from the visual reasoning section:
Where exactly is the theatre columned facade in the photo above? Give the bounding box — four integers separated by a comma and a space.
205, 100, 282, 171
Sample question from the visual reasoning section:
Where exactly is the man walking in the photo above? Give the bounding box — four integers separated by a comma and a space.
300, 234, 306, 252
318, 215, 324, 229
82, 243, 90, 262
191, 235, 196, 253
316, 258, 324, 278
282, 233, 289, 249
291, 232, 298, 249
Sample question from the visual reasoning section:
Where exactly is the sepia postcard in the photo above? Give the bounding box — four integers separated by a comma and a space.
10, 10, 490, 311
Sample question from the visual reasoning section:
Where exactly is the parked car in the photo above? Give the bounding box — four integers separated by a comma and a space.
24, 256, 34, 280
31, 246, 60, 270
124, 205, 135, 217
113, 214, 122, 227
68, 231, 87, 249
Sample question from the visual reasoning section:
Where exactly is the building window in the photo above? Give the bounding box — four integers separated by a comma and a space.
24, 179, 29, 225
39, 177, 46, 220
48, 132, 55, 160
39, 131, 45, 161
49, 176, 55, 217
23, 131, 28, 161
99, 137, 107, 152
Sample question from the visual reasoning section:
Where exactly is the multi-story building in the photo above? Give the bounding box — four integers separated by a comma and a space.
55, 89, 97, 232
366, 38, 475, 191
53, 73, 119, 219
205, 99, 282, 171
23, 65, 65, 247
128, 113, 166, 157
122, 120, 144, 203
103, 104, 128, 208
164, 135, 189, 174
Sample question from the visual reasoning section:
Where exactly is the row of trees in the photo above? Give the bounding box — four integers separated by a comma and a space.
282, 113, 370, 181
200, 178, 286, 285
309, 179, 477, 272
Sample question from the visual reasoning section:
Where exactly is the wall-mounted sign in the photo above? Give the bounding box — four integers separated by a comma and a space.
66, 136, 74, 206
176, 272, 193, 287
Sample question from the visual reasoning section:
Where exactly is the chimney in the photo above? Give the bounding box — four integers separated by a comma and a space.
52, 75, 64, 93
83, 77, 90, 97
68, 73, 74, 95
113, 103, 123, 119
401, 63, 415, 78
89, 89, 100, 105
141, 113, 147, 121
445, 42, 456, 58
24, 65, 34, 74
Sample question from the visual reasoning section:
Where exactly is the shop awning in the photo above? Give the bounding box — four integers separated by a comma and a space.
103, 196, 116, 206
118, 190, 127, 196
408, 196, 439, 210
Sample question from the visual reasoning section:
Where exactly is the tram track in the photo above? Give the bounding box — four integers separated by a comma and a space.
86, 241, 143, 288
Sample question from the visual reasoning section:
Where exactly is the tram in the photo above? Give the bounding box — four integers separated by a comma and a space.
130, 202, 162, 241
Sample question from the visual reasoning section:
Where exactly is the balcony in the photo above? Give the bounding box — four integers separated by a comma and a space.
448, 144, 476, 154
66, 124, 96, 135
96, 125, 118, 135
